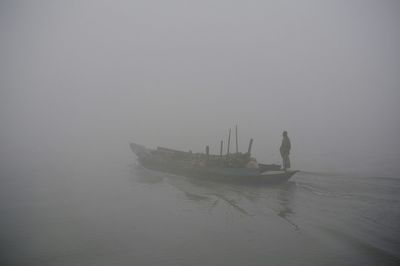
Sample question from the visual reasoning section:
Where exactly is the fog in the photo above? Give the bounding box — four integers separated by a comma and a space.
1, 0, 400, 175
2, 1, 400, 265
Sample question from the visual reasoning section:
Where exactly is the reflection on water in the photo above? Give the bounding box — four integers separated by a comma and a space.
276, 182, 299, 230
2, 162, 398, 265
129, 163, 164, 184
130, 163, 298, 228
129, 164, 400, 265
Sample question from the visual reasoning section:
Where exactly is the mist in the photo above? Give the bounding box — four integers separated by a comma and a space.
1, 0, 400, 177
2, 1, 400, 265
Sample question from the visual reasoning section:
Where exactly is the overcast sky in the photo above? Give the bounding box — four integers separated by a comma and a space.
1, 0, 399, 176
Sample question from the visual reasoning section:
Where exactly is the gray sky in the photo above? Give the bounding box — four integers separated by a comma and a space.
1, 0, 400, 176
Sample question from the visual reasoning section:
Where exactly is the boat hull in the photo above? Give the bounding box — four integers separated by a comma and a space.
130, 143, 297, 186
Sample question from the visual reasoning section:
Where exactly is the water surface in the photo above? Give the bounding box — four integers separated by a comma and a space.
1, 159, 399, 265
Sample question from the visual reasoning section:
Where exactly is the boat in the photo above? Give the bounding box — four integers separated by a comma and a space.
129, 138, 298, 186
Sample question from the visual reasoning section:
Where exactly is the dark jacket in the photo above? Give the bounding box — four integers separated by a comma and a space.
280, 136, 291, 156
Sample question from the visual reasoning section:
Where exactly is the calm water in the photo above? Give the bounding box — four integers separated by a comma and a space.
1, 158, 400, 265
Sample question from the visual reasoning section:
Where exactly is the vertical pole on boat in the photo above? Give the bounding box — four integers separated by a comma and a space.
247, 138, 253, 156
220, 141, 223, 157
227, 128, 231, 156
206, 145, 209, 161
235, 125, 238, 154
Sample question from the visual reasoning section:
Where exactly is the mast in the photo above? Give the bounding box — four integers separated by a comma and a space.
227, 128, 231, 156
247, 138, 253, 156
235, 125, 238, 154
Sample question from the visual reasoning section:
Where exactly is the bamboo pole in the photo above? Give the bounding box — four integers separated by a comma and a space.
235, 125, 238, 154
247, 138, 253, 156
227, 128, 231, 156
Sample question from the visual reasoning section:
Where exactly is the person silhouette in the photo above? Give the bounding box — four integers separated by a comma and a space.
280, 131, 291, 171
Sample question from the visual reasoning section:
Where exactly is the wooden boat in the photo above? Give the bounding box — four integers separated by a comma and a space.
130, 142, 298, 186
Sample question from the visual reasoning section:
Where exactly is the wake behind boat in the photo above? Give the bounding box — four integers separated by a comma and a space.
130, 132, 298, 185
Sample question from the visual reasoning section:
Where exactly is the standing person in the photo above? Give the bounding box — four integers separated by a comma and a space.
280, 131, 291, 171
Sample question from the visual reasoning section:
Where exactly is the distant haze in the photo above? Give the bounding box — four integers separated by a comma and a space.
1, 0, 399, 177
